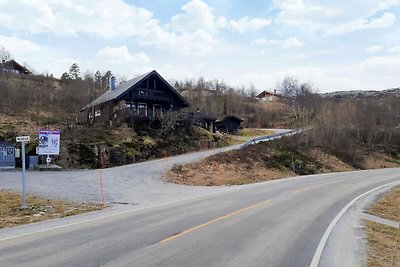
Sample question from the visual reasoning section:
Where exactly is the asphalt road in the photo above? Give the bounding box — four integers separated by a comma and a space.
0, 168, 399, 267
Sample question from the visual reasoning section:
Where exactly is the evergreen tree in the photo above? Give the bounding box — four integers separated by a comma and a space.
69, 63, 81, 80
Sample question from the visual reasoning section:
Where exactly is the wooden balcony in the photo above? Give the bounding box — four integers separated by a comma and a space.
116, 107, 164, 121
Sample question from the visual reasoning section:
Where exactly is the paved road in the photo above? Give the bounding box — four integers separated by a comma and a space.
0, 168, 399, 266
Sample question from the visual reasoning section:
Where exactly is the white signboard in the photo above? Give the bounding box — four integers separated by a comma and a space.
16, 136, 30, 142
38, 130, 60, 155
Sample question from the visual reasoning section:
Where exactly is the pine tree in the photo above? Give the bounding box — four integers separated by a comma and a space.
69, 63, 81, 80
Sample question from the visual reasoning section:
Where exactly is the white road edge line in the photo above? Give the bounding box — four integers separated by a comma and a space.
309, 180, 400, 267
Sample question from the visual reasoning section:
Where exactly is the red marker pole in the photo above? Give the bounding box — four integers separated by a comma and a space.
99, 151, 105, 209
163, 151, 168, 175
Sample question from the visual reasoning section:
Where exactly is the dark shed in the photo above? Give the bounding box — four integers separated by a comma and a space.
0, 142, 15, 168
191, 112, 216, 133
216, 115, 244, 135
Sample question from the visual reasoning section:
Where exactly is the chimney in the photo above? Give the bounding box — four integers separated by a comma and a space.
109, 76, 116, 91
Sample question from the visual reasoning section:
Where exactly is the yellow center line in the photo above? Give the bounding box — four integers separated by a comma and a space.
293, 180, 340, 193
160, 198, 273, 243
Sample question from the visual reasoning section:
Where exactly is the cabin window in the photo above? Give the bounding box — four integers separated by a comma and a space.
138, 90, 148, 96
95, 108, 101, 117
125, 101, 135, 109
138, 103, 147, 116
88, 112, 93, 120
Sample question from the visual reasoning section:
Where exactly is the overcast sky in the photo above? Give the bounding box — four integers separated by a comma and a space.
0, 0, 399, 92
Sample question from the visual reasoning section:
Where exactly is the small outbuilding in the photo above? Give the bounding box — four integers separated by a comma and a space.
191, 111, 216, 133
0, 142, 15, 169
216, 115, 244, 135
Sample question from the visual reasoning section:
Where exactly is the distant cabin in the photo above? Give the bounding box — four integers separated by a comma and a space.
216, 115, 244, 135
1, 59, 32, 75
0, 142, 15, 169
256, 90, 278, 102
81, 70, 190, 125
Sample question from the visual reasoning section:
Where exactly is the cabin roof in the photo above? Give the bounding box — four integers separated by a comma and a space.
81, 70, 190, 111
2, 59, 31, 74
256, 90, 277, 98
192, 112, 216, 122
218, 115, 244, 123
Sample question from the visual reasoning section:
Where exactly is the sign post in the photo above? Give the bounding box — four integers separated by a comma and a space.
16, 135, 30, 209
38, 130, 60, 165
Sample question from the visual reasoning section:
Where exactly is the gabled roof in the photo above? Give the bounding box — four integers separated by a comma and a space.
81, 70, 190, 111
1, 59, 31, 74
256, 90, 277, 98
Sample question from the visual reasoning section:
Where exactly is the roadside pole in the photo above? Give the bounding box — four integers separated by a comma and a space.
163, 151, 168, 175
16, 135, 30, 209
99, 151, 105, 209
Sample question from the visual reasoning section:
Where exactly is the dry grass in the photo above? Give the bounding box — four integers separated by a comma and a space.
166, 140, 355, 186
238, 128, 275, 137
167, 161, 295, 186
363, 152, 400, 170
365, 221, 399, 267
369, 187, 400, 222
0, 190, 102, 229
364, 187, 400, 267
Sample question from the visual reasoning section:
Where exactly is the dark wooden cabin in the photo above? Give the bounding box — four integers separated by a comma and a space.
81, 70, 190, 125
1, 59, 31, 75
216, 115, 244, 134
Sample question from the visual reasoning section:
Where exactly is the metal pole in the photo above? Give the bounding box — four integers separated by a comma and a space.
21, 141, 27, 209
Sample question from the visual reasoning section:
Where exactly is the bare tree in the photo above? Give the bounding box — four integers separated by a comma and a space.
160, 111, 186, 136
0, 46, 11, 62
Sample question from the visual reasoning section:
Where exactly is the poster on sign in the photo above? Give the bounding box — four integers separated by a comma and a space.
38, 130, 60, 155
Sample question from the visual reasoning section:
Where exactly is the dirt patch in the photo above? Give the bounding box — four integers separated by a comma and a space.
0, 190, 102, 229
168, 160, 295, 186
364, 187, 400, 267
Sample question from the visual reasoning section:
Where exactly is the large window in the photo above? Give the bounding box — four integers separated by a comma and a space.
138, 103, 147, 116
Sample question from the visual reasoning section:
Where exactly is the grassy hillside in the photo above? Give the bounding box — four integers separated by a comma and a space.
167, 133, 400, 186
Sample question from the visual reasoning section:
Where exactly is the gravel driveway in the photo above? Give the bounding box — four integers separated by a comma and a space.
0, 129, 289, 208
